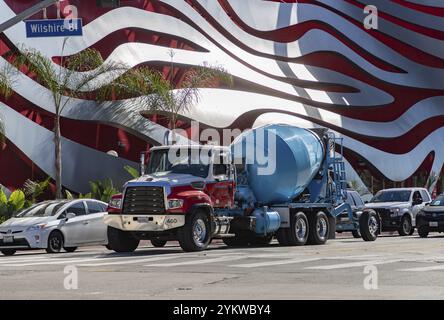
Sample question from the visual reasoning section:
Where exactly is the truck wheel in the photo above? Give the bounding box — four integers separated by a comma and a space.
276, 228, 290, 246
250, 234, 274, 246
398, 215, 412, 236
1, 249, 16, 256
178, 210, 211, 252
107, 226, 140, 253
307, 211, 329, 245
151, 239, 167, 247
352, 230, 361, 238
286, 211, 309, 246
359, 210, 378, 241
418, 225, 429, 238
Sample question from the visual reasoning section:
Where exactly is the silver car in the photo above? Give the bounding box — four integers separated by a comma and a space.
0, 199, 108, 256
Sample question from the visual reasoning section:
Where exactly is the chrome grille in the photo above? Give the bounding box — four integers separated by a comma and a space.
122, 186, 166, 215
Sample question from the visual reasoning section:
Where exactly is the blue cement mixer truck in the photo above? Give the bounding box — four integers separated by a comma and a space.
104, 124, 379, 252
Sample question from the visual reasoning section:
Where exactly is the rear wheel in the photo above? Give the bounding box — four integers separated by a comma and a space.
418, 225, 429, 238
359, 210, 379, 241
64, 247, 77, 253
46, 231, 64, 253
352, 230, 361, 238
151, 239, 167, 248
398, 215, 412, 236
178, 211, 211, 252
286, 211, 309, 246
307, 211, 329, 245
107, 226, 140, 253
1, 249, 16, 256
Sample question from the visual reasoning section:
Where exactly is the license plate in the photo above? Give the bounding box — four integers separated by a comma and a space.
137, 217, 150, 223
429, 221, 438, 227
3, 236, 13, 243
340, 217, 349, 222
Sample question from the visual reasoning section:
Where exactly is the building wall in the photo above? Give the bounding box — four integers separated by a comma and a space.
0, 0, 443, 194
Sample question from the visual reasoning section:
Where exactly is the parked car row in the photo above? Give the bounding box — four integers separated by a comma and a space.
0, 188, 441, 256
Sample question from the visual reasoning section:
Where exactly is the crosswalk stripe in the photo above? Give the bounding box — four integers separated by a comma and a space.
145, 256, 244, 267
306, 259, 401, 270
2, 257, 107, 267
399, 265, 444, 272
77, 255, 181, 267
230, 257, 321, 268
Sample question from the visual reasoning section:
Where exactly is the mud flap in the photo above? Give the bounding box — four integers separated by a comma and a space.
328, 215, 336, 239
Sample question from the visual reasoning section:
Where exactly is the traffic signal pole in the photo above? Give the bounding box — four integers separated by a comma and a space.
0, 0, 58, 33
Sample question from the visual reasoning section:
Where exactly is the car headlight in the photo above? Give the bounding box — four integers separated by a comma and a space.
109, 197, 122, 209
390, 208, 400, 217
168, 199, 184, 210
26, 224, 47, 232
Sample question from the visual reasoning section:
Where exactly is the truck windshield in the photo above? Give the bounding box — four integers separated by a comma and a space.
431, 196, 444, 206
370, 190, 411, 203
147, 148, 210, 178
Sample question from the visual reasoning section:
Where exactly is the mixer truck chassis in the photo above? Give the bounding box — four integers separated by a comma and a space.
105, 125, 378, 252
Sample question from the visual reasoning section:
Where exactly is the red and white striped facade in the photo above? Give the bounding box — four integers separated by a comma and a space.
0, 0, 443, 195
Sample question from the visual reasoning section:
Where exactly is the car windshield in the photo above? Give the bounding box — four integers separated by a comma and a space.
147, 147, 210, 178
15, 201, 67, 218
370, 190, 411, 203
430, 196, 444, 206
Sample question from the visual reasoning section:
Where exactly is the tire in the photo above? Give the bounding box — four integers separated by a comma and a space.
418, 225, 429, 238
222, 236, 249, 247
64, 247, 77, 253
46, 231, 64, 253
409, 227, 415, 236
276, 228, 290, 246
398, 215, 412, 236
151, 239, 167, 248
249, 234, 273, 246
286, 211, 309, 246
359, 210, 379, 242
307, 211, 329, 245
178, 211, 211, 252
1, 249, 16, 256
107, 226, 140, 253
352, 230, 361, 238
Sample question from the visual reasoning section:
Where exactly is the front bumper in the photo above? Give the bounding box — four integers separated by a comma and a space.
0, 230, 49, 250
104, 214, 185, 232
416, 215, 444, 231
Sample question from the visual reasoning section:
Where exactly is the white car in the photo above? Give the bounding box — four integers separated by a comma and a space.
0, 199, 109, 256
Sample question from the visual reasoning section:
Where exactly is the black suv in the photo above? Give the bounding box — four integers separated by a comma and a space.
416, 194, 444, 238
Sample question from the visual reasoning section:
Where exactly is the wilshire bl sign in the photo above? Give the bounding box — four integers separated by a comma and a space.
25, 19, 83, 38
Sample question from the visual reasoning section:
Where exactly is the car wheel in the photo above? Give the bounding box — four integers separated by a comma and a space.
398, 215, 412, 236
64, 247, 77, 253
352, 229, 361, 238
46, 231, 64, 253
1, 249, 16, 256
286, 211, 309, 246
107, 226, 140, 253
359, 210, 379, 241
307, 211, 329, 245
150, 239, 167, 248
418, 225, 429, 238
178, 210, 211, 252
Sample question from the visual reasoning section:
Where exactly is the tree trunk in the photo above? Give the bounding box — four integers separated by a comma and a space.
54, 115, 63, 199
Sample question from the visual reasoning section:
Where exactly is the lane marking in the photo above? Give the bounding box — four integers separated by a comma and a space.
306, 259, 401, 270
77, 255, 181, 267
145, 256, 244, 267
231, 257, 321, 268
399, 265, 444, 272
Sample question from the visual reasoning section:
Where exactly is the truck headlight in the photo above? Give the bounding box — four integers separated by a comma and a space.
168, 199, 184, 210
390, 208, 400, 217
26, 224, 47, 232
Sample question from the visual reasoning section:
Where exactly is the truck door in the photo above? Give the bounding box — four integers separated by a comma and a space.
411, 191, 424, 225
209, 153, 234, 208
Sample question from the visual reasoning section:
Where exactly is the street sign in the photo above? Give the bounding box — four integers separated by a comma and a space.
25, 18, 83, 38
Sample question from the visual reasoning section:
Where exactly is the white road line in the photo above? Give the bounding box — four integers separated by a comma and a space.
2, 257, 108, 267
230, 257, 321, 268
306, 259, 401, 270
77, 255, 181, 267
145, 256, 244, 267
399, 265, 444, 272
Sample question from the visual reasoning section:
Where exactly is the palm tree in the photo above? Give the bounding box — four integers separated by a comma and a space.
134, 54, 233, 144
10, 42, 151, 199
0, 63, 15, 144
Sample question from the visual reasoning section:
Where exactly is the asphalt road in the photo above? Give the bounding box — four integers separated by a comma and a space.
1, 234, 444, 300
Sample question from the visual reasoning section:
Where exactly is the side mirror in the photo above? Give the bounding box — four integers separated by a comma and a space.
66, 212, 76, 220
